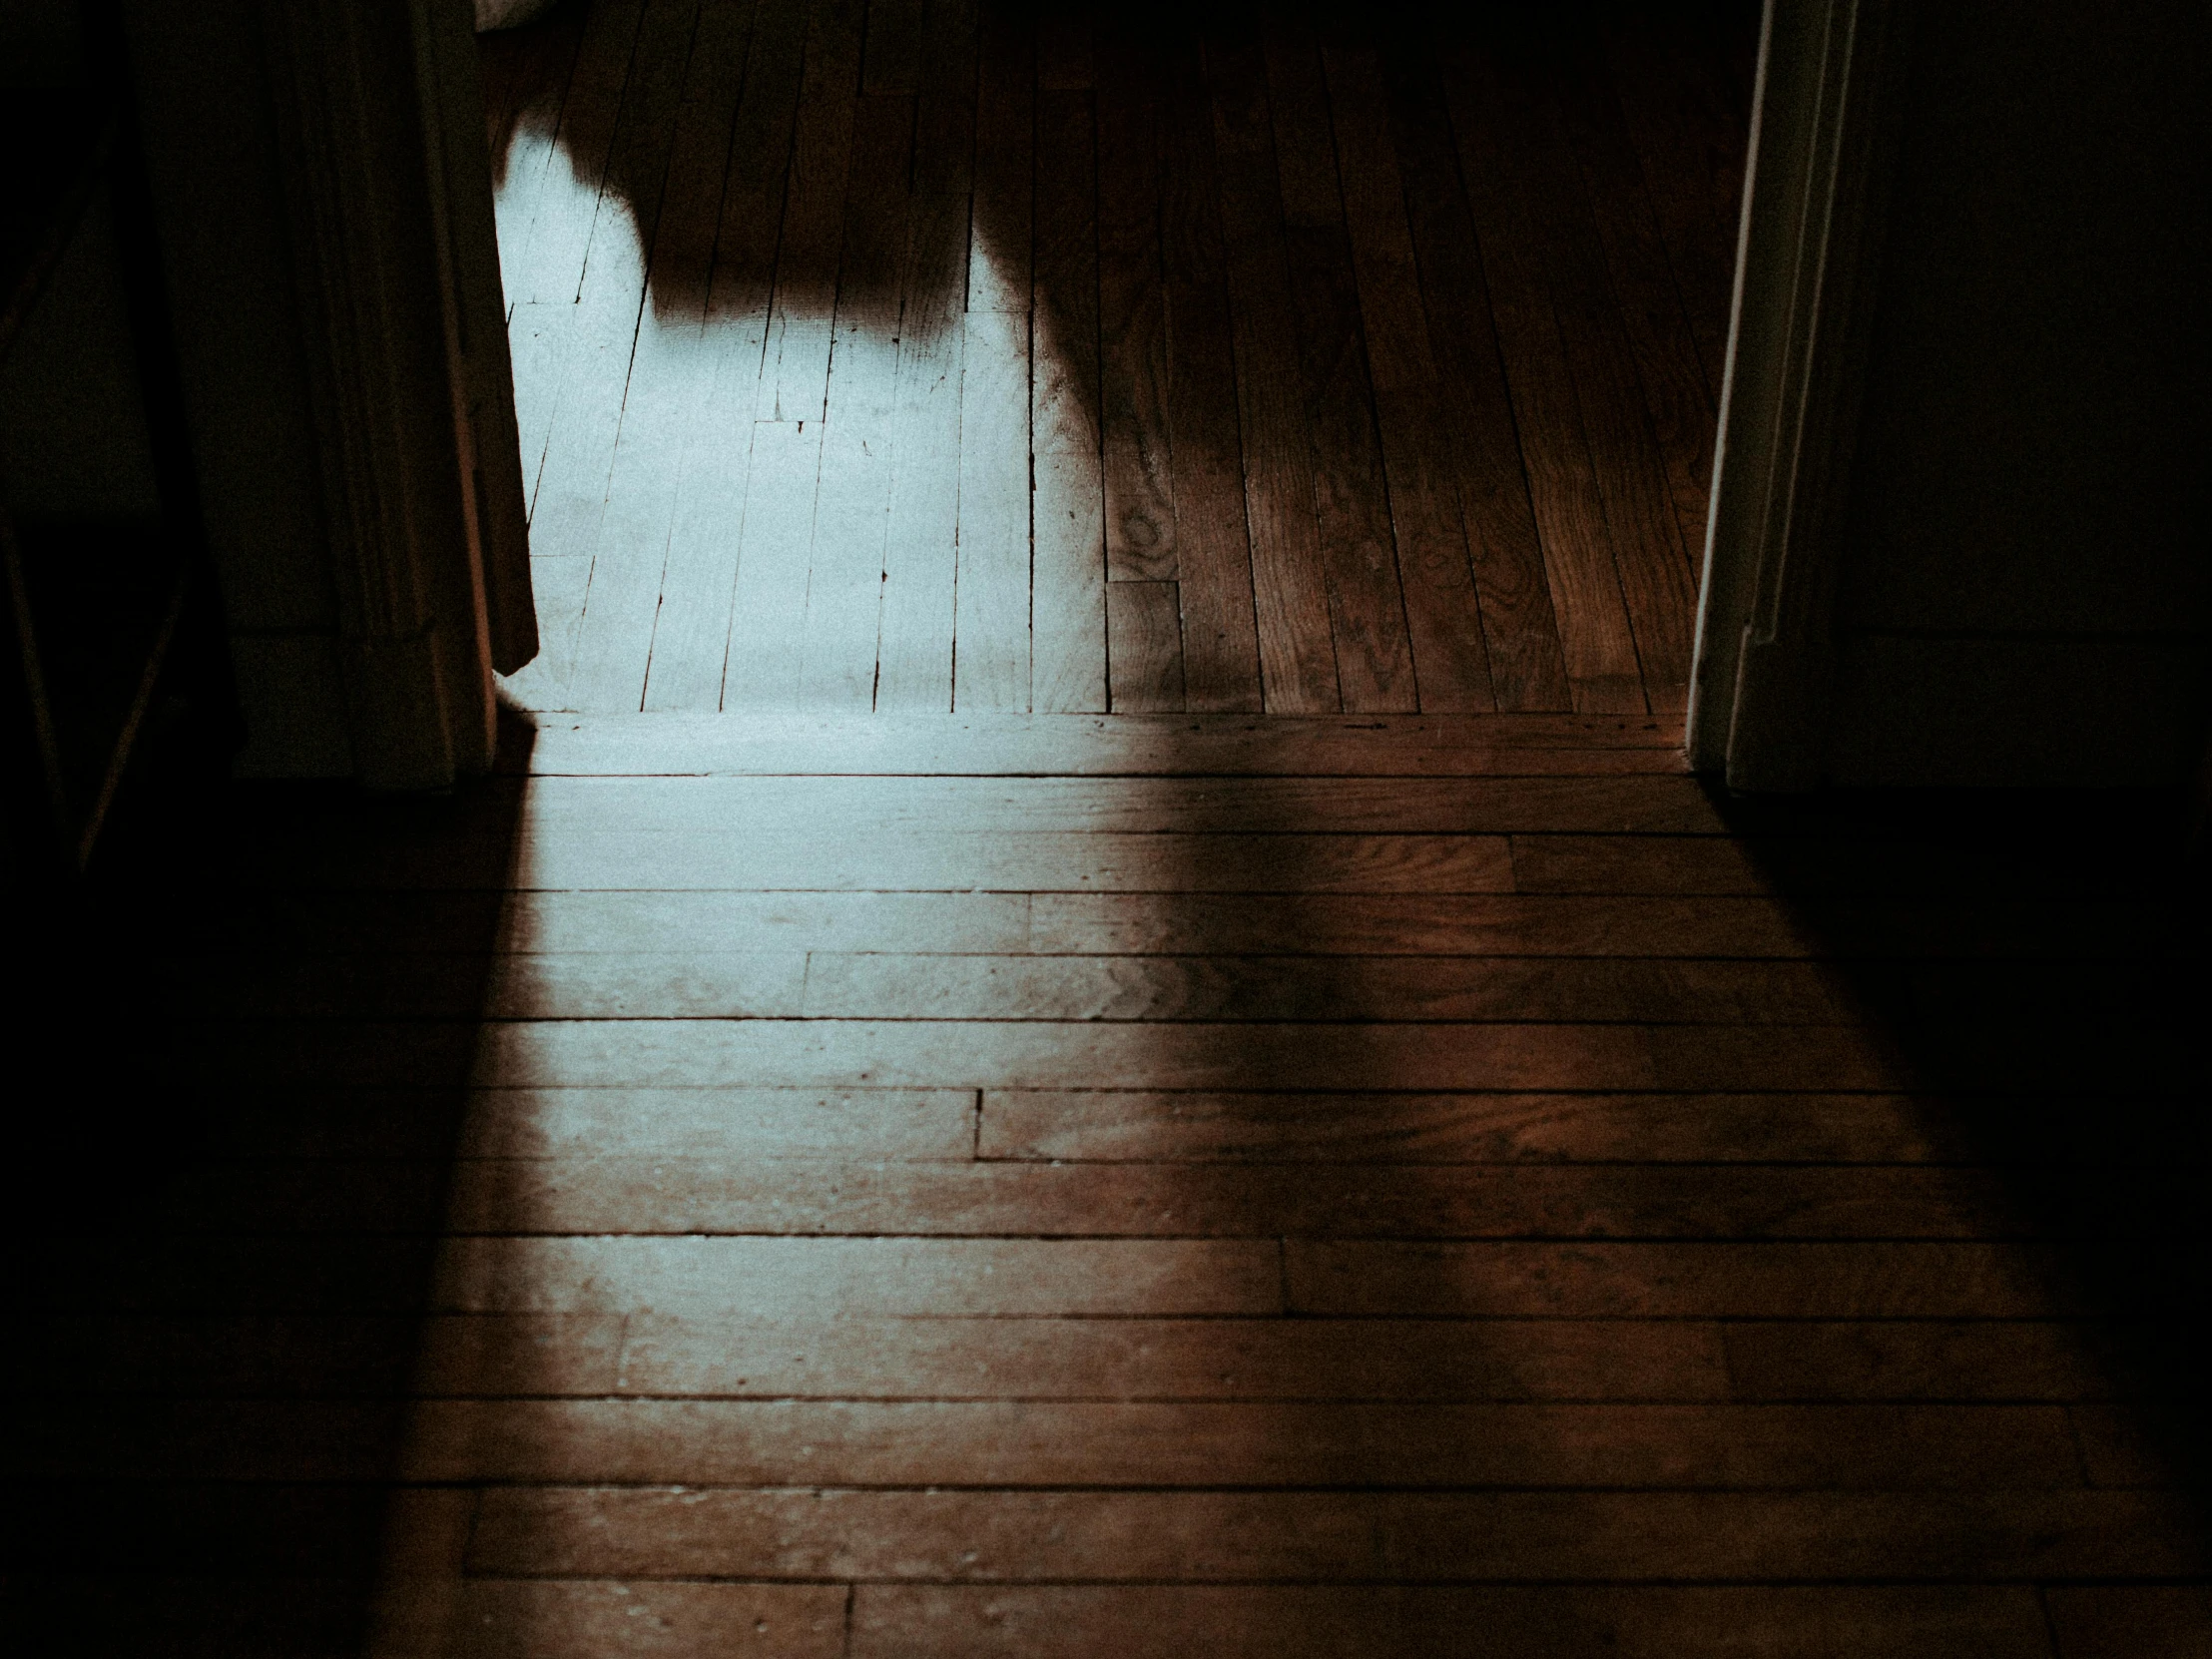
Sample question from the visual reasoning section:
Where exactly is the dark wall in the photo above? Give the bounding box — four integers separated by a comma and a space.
1826, 0, 2208, 785
3, 0, 358, 779
0, 2, 161, 527
119, 0, 356, 779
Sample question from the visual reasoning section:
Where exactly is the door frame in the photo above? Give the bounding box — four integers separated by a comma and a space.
1686, 0, 1906, 790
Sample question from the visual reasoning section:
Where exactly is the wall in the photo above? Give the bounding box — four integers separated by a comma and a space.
1824, 0, 2207, 786
2, 0, 355, 778
119, 0, 359, 778
0, 3, 162, 530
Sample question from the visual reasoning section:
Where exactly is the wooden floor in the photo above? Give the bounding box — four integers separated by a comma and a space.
485, 0, 1748, 718
5, 708, 2206, 1655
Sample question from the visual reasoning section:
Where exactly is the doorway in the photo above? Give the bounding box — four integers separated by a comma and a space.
479, 0, 1756, 718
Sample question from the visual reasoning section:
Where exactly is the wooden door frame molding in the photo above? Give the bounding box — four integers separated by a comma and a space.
259, 0, 534, 790
1686, 0, 1906, 790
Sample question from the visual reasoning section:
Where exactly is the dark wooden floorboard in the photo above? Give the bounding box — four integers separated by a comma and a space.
1375, 41, 1576, 714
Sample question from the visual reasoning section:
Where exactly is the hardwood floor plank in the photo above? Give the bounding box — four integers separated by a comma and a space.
396, 1397, 2077, 1487
525, 0, 703, 708
499, 0, 648, 312
1550, 22, 1720, 577
454, 1579, 846, 1659
1260, 24, 1422, 713
953, 306, 1034, 708
795, 92, 916, 707
515, 711, 1688, 775
1601, 11, 1747, 401
1205, 33, 1343, 712
841, 1586, 2059, 1659
1301, 50, 1429, 396
1508, 831, 2154, 897
269, 831, 2082, 897
1376, 44, 1575, 712
503, 771, 1727, 834
1095, 38, 1179, 582
1445, 39, 1696, 711
431, 1157, 2023, 1241
471, 1485, 2209, 1583
641, 0, 816, 707
1288, 1241, 2077, 1319
1031, 400, 1112, 713
162, 948, 807, 1020
1036, 11, 1091, 91
758, 0, 865, 426
873, 191, 971, 709
909, 0, 979, 196
797, 952, 1843, 1023
979, 1089, 1963, 1166
1422, 46, 1646, 712
1160, 46, 1265, 709
2045, 1586, 2212, 1659
605, 1313, 1729, 1400
1031, 87, 1110, 712
484, 2, 591, 314
461, 1018, 1906, 1094
493, 890, 1031, 953
566, 0, 761, 712
1028, 891, 1807, 956
633, 323, 761, 707
1321, 44, 1507, 713
433, 1235, 1284, 1317
967, 0, 1032, 314
1106, 581, 1188, 712
724, 418, 829, 706
861, 0, 923, 94
1723, 1321, 2116, 1402
455, 1086, 978, 1160
499, 830, 1514, 893
13, 1312, 617, 1398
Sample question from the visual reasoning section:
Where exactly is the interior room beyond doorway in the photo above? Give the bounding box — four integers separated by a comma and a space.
482, 0, 1753, 718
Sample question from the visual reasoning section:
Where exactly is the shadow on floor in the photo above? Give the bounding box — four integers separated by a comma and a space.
0, 714, 538, 1657
1716, 782, 2210, 1503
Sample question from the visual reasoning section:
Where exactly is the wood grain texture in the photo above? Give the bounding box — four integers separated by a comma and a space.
1205, 34, 1343, 713
466, 1486, 2207, 1582
1261, 24, 1421, 714
1373, 43, 1575, 714
1096, 37, 1179, 582
1105, 581, 1188, 713
1030, 88, 1109, 713
1159, 44, 1266, 710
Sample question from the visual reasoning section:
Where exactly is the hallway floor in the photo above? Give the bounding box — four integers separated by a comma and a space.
484, 0, 1747, 718
8, 706, 2207, 1654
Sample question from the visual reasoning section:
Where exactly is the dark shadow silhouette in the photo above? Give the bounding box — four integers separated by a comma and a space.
1714, 783, 2210, 1502
0, 711, 538, 1655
